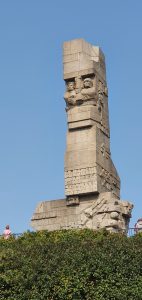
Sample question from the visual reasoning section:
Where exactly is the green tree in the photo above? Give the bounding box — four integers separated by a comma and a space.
0, 229, 142, 300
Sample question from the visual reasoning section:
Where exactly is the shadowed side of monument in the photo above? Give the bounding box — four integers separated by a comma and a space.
31, 39, 133, 233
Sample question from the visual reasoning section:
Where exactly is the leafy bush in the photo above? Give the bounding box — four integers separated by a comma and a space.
0, 229, 142, 299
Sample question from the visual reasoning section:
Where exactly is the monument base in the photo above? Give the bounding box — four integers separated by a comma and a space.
31, 192, 133, 233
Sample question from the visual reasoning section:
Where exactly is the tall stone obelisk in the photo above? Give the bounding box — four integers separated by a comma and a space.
63, 39, 120, 204
31, 39, 133, 233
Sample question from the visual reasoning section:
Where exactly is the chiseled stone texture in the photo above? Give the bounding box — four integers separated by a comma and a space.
31, 192, 133, 233
31, 39, 133, 233
64, 39, 120, 199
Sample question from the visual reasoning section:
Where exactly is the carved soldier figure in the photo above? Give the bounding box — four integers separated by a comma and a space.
64, 81, 76, 109
76, 78, 97, 105
98, 81, 104, 111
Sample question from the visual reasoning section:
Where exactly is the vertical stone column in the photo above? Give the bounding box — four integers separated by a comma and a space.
63, 39, 120, 204
30, 39, 133, 233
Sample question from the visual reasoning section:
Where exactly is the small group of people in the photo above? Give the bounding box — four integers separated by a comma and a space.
3, 225, 11, 239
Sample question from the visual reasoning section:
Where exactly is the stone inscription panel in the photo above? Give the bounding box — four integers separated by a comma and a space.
99, 165, 120, 197
65, 166, 97, 196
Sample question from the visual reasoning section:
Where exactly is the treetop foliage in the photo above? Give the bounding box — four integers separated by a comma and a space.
0, 229, 142, 300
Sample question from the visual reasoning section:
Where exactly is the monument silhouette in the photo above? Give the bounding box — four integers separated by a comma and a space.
31, 39, 133, 233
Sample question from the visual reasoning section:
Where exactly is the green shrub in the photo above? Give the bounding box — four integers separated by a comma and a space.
0, 229, 142, 299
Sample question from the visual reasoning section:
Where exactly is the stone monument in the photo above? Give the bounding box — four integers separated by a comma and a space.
31, 39, 133, 233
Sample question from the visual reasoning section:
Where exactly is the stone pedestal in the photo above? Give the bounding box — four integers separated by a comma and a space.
31, 39, 133, 233
31, 192, 132, 233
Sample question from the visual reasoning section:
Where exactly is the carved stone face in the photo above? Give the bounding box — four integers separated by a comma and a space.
83, 78, 93, 88
110, 211, 119, 220
67, 81, 75, 91
122, 201, 133, 216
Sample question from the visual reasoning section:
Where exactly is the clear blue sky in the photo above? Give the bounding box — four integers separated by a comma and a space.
0, 0, 141, 234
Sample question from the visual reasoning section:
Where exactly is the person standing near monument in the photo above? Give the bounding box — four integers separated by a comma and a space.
134, 218, 142, 233
3, 225, 11, 239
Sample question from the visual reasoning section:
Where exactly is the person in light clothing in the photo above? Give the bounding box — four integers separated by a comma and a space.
134, 218, 142, 233
3, 225, 11, 239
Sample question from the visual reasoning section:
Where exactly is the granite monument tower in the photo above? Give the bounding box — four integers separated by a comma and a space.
31, 39, 133, 233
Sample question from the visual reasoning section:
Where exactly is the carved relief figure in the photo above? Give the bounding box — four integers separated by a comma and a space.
82, 196, 133, 233
64, 77, 97, 109
97, 81, 104, 124
76, 77, 97, 105
64, 81, 76, 109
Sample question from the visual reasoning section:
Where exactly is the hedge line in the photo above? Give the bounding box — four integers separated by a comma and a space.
0, 229, 142, 300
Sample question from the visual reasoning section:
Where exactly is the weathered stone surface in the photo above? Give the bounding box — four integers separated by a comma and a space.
64, 39, 120, 199
31, 39, 133, 233
31, 192, 133, 233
